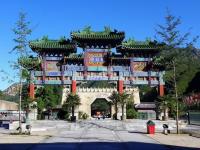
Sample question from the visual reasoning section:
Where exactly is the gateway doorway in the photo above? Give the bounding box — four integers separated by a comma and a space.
91, 98, 111, 118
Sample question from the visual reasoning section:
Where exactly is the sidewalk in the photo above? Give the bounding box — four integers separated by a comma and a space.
181, 125, 200, 138
0, 133, 46, 143
147, 133, 200, 149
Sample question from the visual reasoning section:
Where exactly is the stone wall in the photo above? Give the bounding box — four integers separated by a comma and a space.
62, 87, 140, 119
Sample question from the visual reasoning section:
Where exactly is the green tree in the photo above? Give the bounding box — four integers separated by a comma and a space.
118, 92, 130, 120
126, 97, 138, 119
154, 11, 200, 129
91, 98, 110, 113
155, 10, 200, 96
0, 90, 4, 98
155, 95, 173, 120
21, 84, 31, 113
64, 93, 81, 121
109, 91, 120, 120
12, 11, 32, 133
35, 85, 62, 119
126, 109, 138, 119
12, 12, 32, 55
139, 85, 158, 102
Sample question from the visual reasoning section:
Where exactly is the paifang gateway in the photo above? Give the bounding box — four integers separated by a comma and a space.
28, 28, 165, 99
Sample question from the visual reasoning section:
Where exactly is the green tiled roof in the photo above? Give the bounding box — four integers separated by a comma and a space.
29, 39, 76, 53
71, 32, 125, 40
120, 44, 162, 49
117, 41, 164, 53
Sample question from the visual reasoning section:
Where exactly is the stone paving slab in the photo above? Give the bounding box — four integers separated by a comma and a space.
147, 133, 200, 149
0, 120, 199, 150
0, 134, 46, 143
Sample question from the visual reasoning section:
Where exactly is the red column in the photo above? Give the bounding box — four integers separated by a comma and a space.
29, 83, 35, 99
159, 85, 164, 96
71, 80, 77, 94
118, 80, 124, 94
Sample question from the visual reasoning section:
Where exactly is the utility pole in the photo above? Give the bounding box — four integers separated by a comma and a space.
173, 60, 179, 134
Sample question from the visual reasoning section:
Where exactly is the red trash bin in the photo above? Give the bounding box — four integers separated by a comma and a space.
147, 120, 155, 134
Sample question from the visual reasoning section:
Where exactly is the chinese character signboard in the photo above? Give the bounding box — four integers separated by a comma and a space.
86, 52, 107, 66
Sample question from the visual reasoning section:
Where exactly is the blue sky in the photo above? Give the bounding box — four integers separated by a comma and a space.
0, 0, 200, 90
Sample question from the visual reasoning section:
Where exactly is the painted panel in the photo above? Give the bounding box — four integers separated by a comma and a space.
87, 76, 108, 80
132, 57, 151, 61
46, 61, 59, 71
46, 71, 61, 76
123, 72, 131, 76
85, 49, 109, 52
34, 71, 43, 76
34, 80, 43, 84
150, 80, 159, 85
45, 57, 62, 61
45, 80, 62, 84
124, 80, 131, 84
64, 71, 73, 76
150, 71, 159, 77
112, 66, 130, 72
109, 77, 119, 80
63, 80, 72, 84
64, 65, 84, 71
132, 62, 147, 71
132, 80, 148, 85
133, 71, 148, 76
87, 66, 107, 71
76, 76, 84, 80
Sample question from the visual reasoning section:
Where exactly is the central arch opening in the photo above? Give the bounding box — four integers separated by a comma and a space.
91, 98, 111, 118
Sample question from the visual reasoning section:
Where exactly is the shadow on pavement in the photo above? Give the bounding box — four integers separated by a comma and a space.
0, 142, 199, 150
128, 131, 147, 134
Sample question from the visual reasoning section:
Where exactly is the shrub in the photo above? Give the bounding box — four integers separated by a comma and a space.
64, 113, 70, 120
126, 108, 138, 119
82, 113, 89, 120
78, 111, 84, 119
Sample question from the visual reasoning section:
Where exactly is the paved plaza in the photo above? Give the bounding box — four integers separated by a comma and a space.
0, 120, 199, 150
